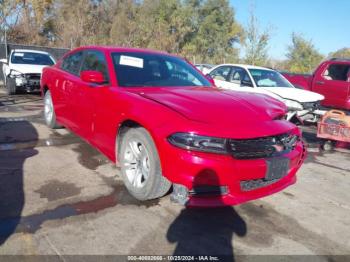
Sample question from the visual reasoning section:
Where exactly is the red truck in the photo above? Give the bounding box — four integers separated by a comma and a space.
282, 58, 350, 111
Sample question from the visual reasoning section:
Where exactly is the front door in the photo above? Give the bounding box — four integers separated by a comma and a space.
313, 62, 350, 109
210, 66, 256, 93
209, 66, 233, 89
71, 50, 111, 140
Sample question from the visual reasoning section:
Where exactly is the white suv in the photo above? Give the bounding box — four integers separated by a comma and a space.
1, 49, 56, 95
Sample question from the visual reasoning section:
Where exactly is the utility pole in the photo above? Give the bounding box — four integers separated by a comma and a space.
4, 29, 8, 59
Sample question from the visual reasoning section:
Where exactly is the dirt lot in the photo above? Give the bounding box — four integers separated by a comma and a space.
0, 88, 349, 261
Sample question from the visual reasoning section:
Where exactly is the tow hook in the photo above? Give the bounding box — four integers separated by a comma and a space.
170, 184, 189, 205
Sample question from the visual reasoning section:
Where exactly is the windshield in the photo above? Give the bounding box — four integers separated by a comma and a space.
249, 69, 294, 88
11, 52, 55, 65
112, 52, 211, 87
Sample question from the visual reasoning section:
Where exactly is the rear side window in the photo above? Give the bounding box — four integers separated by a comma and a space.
61, 51, 83, 76
323, 64, 350, 81
81, 50, 109, 81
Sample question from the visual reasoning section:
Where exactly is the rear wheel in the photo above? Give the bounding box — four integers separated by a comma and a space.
118, 127, 171, 200
5, 76, 16, 95
322, 140, 334, 151
44, 90, 61, 129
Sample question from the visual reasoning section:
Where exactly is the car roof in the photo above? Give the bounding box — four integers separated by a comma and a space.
214, 64, 274, 71
73, 46, 172, 56
11, 49, 51, 55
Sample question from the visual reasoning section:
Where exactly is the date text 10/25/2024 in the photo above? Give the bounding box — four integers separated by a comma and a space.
127, 256, 220, 261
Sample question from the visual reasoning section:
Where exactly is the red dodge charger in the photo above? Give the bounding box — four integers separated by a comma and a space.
41, 46, 306, 207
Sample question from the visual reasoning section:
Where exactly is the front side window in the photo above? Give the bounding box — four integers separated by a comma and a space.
11, 52, 55, 65
209, 66, 231, 81
111, 52, 211, 87
323, 64, 350, 81
229, 67, 253, 87
61, 51, 83, 76
249, 69, 293, 88
81, 50, 109, 81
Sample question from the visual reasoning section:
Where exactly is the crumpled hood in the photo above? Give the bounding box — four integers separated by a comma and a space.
135, 87, 287, 125
261, 87, 325, 103
9, 64, 47, 74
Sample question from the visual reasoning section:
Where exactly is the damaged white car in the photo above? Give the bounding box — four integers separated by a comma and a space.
1, 49, 56, 95
207, 64, 325, 123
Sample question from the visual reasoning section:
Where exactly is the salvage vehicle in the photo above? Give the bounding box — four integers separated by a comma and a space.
0, 49, 56, 95
282, 58, 350, 111
41, 46, 306, 206
208, 64, 325, 123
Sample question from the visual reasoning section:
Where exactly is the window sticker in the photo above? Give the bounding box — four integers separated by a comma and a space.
13, 53, 24, 57
119, 55, 144, 68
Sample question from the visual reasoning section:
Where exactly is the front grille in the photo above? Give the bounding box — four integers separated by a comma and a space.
241, 177, 280, 191
25, 73, 41, 80
24, 73, 41, 87
228, 133, 298, 159
302, 101, 320, 110
189, 186, 228, 196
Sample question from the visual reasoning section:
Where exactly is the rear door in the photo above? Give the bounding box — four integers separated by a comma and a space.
313, 62, 350, 109
54, 51, 83, 128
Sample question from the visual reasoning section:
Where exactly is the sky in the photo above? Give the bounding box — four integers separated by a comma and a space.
230, 0, 350, 59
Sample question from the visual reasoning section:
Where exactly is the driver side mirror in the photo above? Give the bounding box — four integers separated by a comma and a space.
80, 70, 105, 85
205, 74, 216, 86
0, 58, 7, 64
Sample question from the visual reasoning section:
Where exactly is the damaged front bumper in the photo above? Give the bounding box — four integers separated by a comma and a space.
10, 73, 41, 92
287, 101, 324, 124
169, 137, 306, 207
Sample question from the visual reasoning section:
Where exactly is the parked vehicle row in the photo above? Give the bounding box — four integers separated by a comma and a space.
41, 46, 306, 207
0, 49, 56, 95
4, 45, 344, 207
282, 58, 350, 111
207, 64, 324, 123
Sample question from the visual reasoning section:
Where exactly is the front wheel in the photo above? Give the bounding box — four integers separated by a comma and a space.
118, 127, 171, 200
5, 76, 16, 95
44, 90, 61, 129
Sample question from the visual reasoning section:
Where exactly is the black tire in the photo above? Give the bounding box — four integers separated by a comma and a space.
5, 76, 17, 95
322, 140, 334, 151
118, 127, 171, 200
44, 90, 61, 129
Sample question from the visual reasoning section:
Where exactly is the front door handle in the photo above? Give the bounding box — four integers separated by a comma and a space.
316, 81, 324, 85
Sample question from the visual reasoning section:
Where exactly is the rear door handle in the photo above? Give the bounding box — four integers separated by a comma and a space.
316, 81, 324, 85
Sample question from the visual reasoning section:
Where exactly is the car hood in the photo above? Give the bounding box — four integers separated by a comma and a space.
135, 87, 286, 125
10, 64, 48, 74
261, 87, 324, 102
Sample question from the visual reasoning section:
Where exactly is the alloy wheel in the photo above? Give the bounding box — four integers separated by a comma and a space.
123, 139, 151, 188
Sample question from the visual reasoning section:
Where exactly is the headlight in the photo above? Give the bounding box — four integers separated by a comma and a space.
283, 99, 303, 111
168, 133, 228, 154
9, 69, 24, 78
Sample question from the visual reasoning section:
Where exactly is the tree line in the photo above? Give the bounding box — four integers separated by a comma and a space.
0, 0, 349, 73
